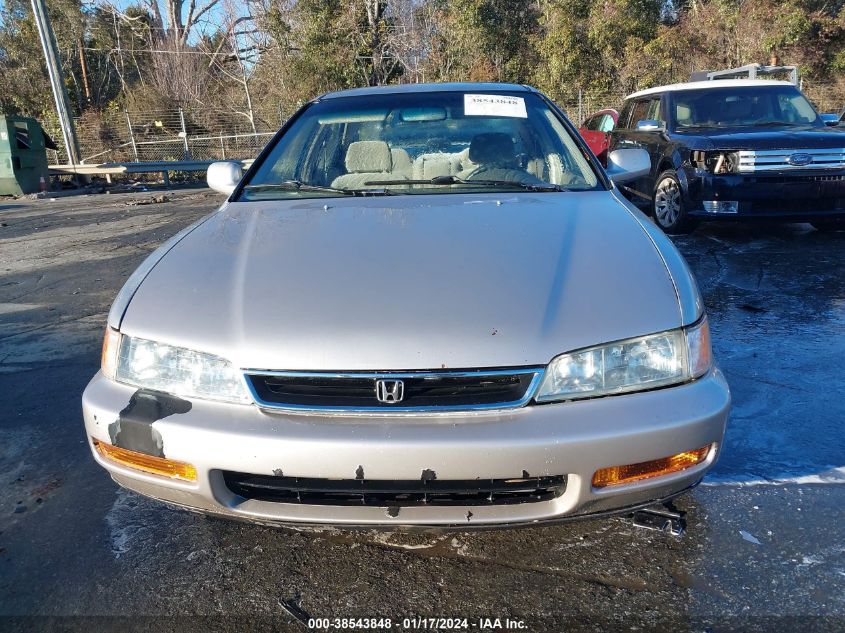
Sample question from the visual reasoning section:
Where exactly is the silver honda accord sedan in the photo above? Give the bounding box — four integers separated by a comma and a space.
82, 83, 730, 528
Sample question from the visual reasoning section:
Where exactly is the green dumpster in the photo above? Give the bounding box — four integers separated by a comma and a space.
0, 116, 56, 196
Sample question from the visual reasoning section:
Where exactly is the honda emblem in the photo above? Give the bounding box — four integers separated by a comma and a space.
375, 379, 405, 404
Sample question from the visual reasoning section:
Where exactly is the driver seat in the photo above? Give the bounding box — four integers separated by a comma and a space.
457, 133, 528, 181
467, 133, 518, 168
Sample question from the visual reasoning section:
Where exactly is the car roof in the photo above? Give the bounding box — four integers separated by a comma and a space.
626, 79, 795, 100
318, 82, 537, 100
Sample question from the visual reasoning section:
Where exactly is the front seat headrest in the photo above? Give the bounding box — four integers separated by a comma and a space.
468, 133, 517, 167
345, 141, 392, 173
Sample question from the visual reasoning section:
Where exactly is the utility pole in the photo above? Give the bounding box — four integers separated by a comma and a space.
31, 0, 82, 166
78, 39, 92, 105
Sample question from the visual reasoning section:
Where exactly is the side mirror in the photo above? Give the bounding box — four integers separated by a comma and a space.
207, 161, 243, 195
820, 113, 840, 127
635, 119, 665, 132
606, 148, 651, 184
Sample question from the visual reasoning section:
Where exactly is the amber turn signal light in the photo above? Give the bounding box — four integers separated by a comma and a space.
592, 444, 712, 488
101, 328, 120, 380
93, 439, 197, 482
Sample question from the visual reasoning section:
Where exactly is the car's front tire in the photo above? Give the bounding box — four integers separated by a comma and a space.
811, 219, 845, 232
653, 170, 698, 234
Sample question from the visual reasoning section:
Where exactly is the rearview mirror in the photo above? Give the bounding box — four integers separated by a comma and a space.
606, 149, 650, 185
400, 107, 447, 122
207, 161, 243, 195
635, 119, 665, 132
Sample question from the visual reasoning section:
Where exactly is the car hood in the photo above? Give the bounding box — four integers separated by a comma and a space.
676, 125, 845, 150
120, 192, 683, 370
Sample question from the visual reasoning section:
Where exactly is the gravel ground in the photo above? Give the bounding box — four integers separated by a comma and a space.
0, 187, 843, 632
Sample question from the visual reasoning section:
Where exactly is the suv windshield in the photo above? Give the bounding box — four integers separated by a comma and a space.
672, 85, 822, 129
238, 91, 599, 201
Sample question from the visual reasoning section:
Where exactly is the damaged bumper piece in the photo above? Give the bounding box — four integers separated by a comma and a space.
82, 368, 730, 528
684, 168, 845, 220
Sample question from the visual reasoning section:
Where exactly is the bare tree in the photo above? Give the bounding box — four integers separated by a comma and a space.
101, 0, 230, 107
198, 0, 271, 130
355, 0, 407, 85
142, 0, 224, 48
384, 0, 436, 82
148, 43, 210, 106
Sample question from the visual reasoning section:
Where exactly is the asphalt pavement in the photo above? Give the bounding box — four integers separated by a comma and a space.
0, 187, 843, 632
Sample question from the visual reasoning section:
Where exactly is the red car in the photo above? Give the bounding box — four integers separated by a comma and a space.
578, 109, 619, 165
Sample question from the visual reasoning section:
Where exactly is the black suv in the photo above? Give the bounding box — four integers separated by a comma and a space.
609, 80, 845, 233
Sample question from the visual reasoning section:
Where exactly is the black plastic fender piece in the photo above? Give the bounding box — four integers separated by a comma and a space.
631, 503, 686, 536
108, 389, 192, 457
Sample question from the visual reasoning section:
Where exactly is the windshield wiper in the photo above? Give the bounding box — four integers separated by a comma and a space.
678, 124, 724, 129
242, 180, 399, 196
682, 122, 800, 129
747, 121, 802, 127
244, 180, 350, 194
364, 175, 567, 192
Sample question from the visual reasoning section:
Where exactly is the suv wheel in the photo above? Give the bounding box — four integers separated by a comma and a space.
811, 219, 845, 232
653, 170, 697, 234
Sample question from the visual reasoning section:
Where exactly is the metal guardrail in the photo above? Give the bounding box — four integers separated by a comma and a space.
49, 159, 254, 186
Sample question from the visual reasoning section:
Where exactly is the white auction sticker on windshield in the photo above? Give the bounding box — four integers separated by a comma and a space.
464, 94, 528, 118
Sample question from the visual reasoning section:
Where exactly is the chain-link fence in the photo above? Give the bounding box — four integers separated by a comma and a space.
45, 81, 845, 166
555, 90, 631, 124
46, 106, 284, 165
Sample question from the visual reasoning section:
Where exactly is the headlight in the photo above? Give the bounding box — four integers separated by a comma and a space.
536, 319, 712, 403
691, 150, 739, 174
106, 332, 250, 404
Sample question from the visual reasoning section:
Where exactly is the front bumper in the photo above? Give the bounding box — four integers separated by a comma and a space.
82, 370, 731, 528
684, 170, 845, 220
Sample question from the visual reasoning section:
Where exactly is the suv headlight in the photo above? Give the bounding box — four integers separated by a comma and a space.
102, 330, 250, 404
691, 150, 739, 174
535, 319, 712, 403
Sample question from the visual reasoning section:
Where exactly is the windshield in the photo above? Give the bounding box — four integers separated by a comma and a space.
672, 86, 822, 130
238, 91, 600, 201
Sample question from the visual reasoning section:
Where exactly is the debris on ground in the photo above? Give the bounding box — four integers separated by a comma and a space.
739, 530, 762, 545
279, 596, 311, 624
632, 505, 686, 536
107, 182, 149, 194
27, 185, 107, 200
124, 194, 170, 206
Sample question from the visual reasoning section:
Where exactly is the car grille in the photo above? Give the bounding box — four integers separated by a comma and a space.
744, 198, 845, 213
244, 368, 543, 412
738, 148, 845, 172
222, 471, 567, 506
745, 174, 845, 183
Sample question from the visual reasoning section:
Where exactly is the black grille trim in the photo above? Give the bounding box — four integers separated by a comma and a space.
244, 368, 544, 412
743, 198, 845, 213
223, 471, 568, 506
745, 174, 845, 183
